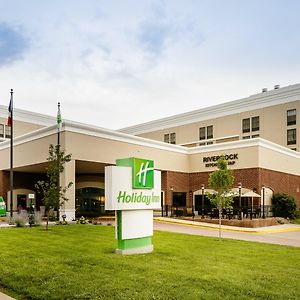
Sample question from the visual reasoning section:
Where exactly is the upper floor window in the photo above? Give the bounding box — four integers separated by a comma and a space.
207, 125, 213, 139
164, 134, 170, 143
199, 127, 205, 140
164, 132, 176, 144
287, 109, 296, 126
287, 129, 296, 145
199, 126, 213, 140
170, 132, 176, 144
5, 125, 11, 138
251, 116, 260, 131
242, 118, 250, 133
0, 124, 4, 138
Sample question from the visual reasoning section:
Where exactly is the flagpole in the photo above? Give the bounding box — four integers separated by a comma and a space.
9, 89, 13, 218
57, 102, 60, 147
57, 102, 61, 220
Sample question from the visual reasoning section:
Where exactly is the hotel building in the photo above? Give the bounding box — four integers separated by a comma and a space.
0, 83, 299, 220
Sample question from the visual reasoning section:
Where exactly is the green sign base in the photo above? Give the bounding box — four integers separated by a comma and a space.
116, 244, 153, 255
116, 211, 153, 255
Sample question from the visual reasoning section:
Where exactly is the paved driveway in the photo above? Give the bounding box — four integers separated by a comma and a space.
154, 219, 300, 247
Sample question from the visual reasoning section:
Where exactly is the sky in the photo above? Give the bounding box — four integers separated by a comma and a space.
0, 0, 300, 129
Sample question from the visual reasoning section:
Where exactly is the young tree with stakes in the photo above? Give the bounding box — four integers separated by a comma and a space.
208, 157, 234, 240
35, 144, 73, 230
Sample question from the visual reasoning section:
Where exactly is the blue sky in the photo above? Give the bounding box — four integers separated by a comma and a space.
0, 0, 300, 129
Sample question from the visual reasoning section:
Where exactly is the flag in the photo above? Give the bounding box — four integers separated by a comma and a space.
57, 102, 62, 126
7, 96, 12, 127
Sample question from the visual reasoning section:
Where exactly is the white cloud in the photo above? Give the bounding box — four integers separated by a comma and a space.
0, 1, 300, 129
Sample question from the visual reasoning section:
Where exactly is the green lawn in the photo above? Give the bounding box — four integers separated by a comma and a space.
0, 225, 299, 300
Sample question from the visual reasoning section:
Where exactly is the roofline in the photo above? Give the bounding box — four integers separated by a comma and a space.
0, 121, 188, 154
1, 121, 299, 161
0, 105, 56, 126
118, 83, 300, 135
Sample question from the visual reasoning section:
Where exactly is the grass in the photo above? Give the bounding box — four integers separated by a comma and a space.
0, 225, 299, 300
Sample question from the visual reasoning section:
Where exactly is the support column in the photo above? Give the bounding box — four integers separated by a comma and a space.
59, 159, 75, 221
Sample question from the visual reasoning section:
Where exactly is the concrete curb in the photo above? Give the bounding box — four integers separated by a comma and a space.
154, 217, 300, 234
0, 291, 16, 300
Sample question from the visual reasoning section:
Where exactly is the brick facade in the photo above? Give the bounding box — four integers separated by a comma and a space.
162, 168, 300, 207
0, 171, 9, 199
0, 171, 46, 207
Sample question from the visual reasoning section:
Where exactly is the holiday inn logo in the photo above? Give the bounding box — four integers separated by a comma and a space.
116, 157, 154, 189
133, 158, 154, 189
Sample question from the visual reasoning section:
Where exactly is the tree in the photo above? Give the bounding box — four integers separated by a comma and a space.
35, 144, 73, 229
208, 157, 234, 240
272, 193, 297, 219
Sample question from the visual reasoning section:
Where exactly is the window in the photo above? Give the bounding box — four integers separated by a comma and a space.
199, 127, 205, 140
252, 134, 260, 138
251, 116, 259, 131
206, 141, 213, 145
170, 132, 176, 144
242, 136, 250, 140
0, 124, 4, 138
164, 134, 169, 143
287, 109, 296, 126
199, 126, 213, 140
164, 133, 176, 144
242, 118, 250, 133
207, 125, 213, 139
287, 129, 296, 145
172, 192, 186, 207
5, 126, 11, 138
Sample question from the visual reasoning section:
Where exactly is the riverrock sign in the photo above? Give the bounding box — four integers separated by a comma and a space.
105, 158, 161, 255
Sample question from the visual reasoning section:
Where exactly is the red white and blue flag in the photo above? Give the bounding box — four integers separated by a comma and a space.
7, 95, 12, 127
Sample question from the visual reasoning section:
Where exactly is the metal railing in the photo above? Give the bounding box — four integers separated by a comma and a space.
159, 205, 274, 219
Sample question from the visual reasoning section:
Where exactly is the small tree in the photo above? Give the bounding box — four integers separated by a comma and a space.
35, 144, 73, 229
208, 157, 234, 240
272, 193, 297, 219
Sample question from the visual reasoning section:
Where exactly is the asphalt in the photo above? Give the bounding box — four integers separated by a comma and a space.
154, 217, 300, 247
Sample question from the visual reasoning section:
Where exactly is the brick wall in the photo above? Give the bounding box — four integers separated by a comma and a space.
162, 168, 300, 207
0, 171, 9, 199
259, 168, 300, 207
0, 171, 46, 205
161, 171, 190, 206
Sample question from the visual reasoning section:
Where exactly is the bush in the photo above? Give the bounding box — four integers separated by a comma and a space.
272, 193, 297, 219
34, 211, 43, 226
294, 209, 300, 219
77, 216, 89, 224
11, 214, 27, 227
55, 220, 68, 225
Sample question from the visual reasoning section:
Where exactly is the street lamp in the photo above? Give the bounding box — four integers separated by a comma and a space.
201, 184, 204, 218
170, 187, 174, 217
238, 182, 242, 220
262, 185, 265, 219
189, 190, 194, 219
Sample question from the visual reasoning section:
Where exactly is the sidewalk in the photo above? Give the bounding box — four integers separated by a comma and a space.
0, 291, 15, 300
154, 217, 300, 233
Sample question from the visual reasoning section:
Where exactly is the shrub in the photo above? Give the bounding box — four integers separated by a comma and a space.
272, 193, 297, 219
294, 209, 300, 219
34, 211, 43, 226
55, 220, 68, 225
77, 216, 88, 224
11, 214, 27, 227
